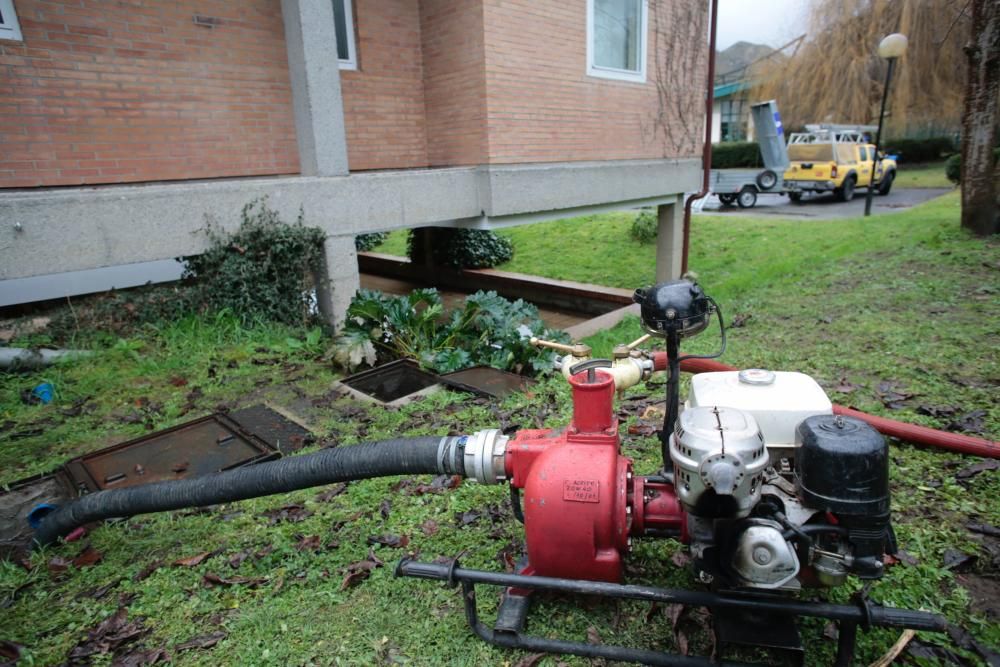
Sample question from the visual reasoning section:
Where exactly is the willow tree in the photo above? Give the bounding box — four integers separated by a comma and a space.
751, 0, 969, 137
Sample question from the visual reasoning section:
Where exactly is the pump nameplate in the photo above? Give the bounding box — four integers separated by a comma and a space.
563, 480, 599, 503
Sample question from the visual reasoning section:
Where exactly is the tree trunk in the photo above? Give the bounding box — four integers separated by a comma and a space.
960, 0, 1000, 236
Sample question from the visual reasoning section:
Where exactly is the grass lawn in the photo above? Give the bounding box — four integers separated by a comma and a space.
894, 160, 954, 189
1, 191, 998, 665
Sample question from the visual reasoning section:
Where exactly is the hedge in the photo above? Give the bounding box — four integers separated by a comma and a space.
711, 142, 762, 169
881, 136, 956, 163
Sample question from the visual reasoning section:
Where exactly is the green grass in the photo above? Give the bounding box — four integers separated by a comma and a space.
2, 191, 998, 665
894, 160, 954, 189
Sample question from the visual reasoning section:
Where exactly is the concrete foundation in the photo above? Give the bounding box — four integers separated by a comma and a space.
0, 158, 700, 325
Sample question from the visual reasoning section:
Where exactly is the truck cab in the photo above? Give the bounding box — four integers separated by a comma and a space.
783, 125, 897, 202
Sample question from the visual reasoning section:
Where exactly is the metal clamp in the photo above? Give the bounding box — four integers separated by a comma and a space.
463, 429, 509, 484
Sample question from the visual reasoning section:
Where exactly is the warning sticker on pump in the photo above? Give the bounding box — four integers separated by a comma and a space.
563, 479, 599, 503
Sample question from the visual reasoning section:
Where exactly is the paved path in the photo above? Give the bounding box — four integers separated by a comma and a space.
699, 187, 951, 219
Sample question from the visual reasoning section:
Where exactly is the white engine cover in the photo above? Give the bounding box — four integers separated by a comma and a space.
687, 370, 832, 447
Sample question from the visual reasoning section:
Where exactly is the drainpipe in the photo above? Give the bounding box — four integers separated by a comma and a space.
681, 0, 719, 275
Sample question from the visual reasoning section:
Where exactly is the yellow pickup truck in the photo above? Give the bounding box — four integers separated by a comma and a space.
783, 127, 897, 202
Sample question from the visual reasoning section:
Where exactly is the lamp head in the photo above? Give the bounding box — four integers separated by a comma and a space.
878, 33, 908, 59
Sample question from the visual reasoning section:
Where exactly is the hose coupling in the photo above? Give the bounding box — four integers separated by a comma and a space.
463, 429, 509, 484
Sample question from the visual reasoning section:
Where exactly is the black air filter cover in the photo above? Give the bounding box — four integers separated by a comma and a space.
795, 415, 889, 516
633, 279, 711, 338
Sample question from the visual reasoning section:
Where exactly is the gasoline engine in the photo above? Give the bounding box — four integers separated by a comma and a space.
32, 279, 945, 665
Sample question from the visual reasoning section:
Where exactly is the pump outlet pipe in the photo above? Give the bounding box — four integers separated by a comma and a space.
32, 433, 508, 547
650, 353, 1000, 459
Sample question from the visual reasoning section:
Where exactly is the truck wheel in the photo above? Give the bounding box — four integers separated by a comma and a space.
756, 169, 778, 190
737, 187, 757, 208
877, 171, 895, 195
718, 194, 737, 206
836, 177, 856, 202
788, 191, 803, 203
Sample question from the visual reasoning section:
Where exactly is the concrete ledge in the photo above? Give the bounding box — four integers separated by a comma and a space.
1, 158, 698, 280
358, 252, 634, 316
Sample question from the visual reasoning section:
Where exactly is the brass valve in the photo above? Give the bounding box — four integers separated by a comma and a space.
530, 337, 592, 359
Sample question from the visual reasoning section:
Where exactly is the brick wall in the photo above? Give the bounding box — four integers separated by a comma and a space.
0, 0, 300, 188
419, 0, 487, 166
482, 0, 706, 164
340, 0, 428, 171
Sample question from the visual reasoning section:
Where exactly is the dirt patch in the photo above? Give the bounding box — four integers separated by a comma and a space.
957, 573, 1000, 620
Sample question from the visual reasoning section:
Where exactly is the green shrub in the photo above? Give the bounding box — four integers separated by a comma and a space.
630, 210, 658, 244
881, 136, 956, 163
711, 142, 761, 169
407, 228, 513, 268
183, 199, 326, 326
355, 232, 388, 252
332, 288, 568, 375
944, 148, 1000, 184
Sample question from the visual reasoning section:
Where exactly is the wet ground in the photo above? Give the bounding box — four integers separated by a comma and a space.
700, 187, 951, 219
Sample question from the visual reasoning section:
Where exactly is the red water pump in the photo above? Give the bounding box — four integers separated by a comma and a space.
399, 278, 947, 666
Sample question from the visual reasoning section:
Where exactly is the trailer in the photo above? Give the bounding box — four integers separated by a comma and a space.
710, 100, 790, 208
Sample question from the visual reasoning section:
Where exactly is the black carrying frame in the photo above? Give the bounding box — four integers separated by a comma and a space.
395, 558, 946, 667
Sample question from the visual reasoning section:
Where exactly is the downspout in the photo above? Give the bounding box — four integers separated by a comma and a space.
680, 0, 718, 275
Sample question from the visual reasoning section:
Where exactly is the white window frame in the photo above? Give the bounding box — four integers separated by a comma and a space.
334, 0, 357, 70
0, 0, 24, 42
586, 0, 648, 84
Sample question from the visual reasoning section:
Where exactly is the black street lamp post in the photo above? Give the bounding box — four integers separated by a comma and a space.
864, 33, 908, 217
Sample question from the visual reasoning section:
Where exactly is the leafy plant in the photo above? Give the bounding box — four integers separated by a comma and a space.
407, 228, 513, 269
355, 232, 388, 252
332, 288, 568, 375
184, 199, 326, 326
944, 148, 1000, 184
630, 210, 658, 244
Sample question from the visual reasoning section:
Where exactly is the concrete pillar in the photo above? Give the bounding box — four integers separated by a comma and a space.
654, 197, 685, 282
281, 0, 350, 177
314, 235, 360, 331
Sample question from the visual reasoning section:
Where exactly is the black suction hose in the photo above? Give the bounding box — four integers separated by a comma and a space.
34, 435, 465, 547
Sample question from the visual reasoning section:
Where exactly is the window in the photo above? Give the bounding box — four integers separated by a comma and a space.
587, 0, 647, 83
858, 146, 868, 161
332, 0, 356, 70
0, 0, 23, 42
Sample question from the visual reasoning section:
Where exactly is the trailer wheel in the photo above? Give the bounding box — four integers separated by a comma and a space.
718, 194, 737, 206
756, 169, 778, 190
736, 187, 757, 209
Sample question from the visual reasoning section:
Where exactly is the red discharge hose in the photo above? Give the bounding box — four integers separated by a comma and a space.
650, 353, 1000, 459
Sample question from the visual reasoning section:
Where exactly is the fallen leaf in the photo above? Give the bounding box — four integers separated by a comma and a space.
0, 640, 23, 662
420, 520, 439, 536
171, 461, 190, 473
586, 626, 602, 645
947, 410, 987, 434
946, 623, 1000, 664
295, 535, 322, 552
513, 654, 547, 667
73, 545, 103, 568
48, 556, 72, 575
966, 523, 1000, 538
455, 510, 483, 526
730, 312, 752, 328
202, 573, 267, 588
228, 551, 249, 569
366, 534, 409, 549
942, 548, 977, 572
340, 559, 380, 591
259, 504, 313, 524
172, 552, 213, 567
113, 646, 169, 665
175, 631, 227, 652
134, 560, 163, 582
315, 483, 348, 502
379, 499, 392, 520
955, 459, 999, 480
168, 376, 189, 387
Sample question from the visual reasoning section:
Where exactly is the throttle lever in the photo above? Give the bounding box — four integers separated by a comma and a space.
569, 358, 613, 383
